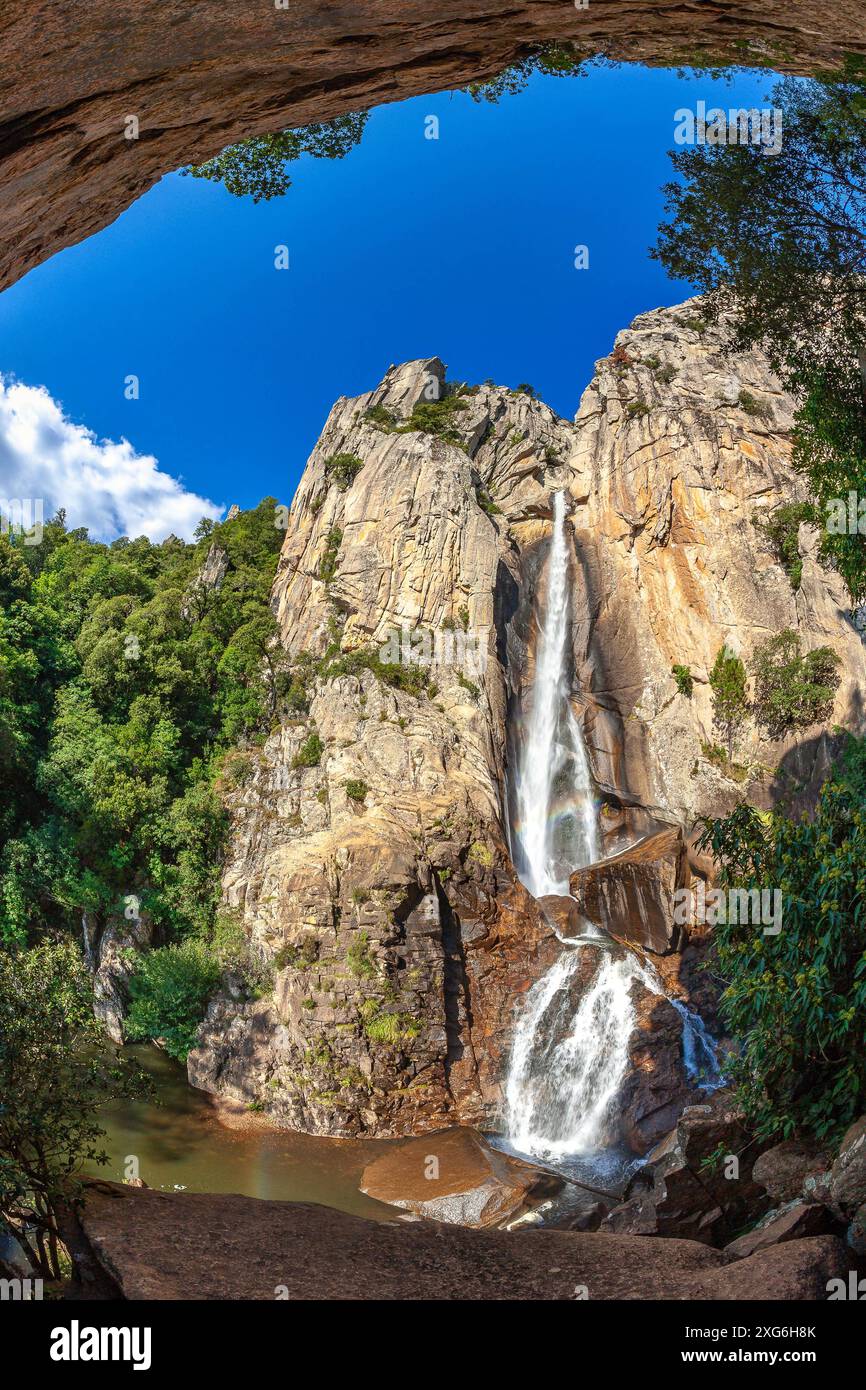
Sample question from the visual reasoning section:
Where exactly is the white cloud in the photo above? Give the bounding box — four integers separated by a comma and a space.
0, 376, 223, 542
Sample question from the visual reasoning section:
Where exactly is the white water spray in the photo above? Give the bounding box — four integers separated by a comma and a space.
504, 491, 720, 1166
510, 490, 597, 897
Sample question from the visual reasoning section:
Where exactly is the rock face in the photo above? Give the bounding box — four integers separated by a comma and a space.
570, 828, 688, 954
723, 1201, 837, 1261
752, 1140, 831, 1208
828, 1116, 866, 1216
564, 300, 866, 825
188, 303, 866, 1140
603, 1092, 773, 1245
91, 911, 153, 1045
77, 1180, 847, 1301
3, 4, 866, 295
358, 1127, 561, 1228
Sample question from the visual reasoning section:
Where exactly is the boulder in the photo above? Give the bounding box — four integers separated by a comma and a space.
828, 1115, 866, 1216
76, 1180, 848, 1301
602, 1091, 772, 1246
724, 1201, 836, 1260
359, 1127, 561, 1228
846, 1203, 866, 1258
91, 911, 153, 1044
569, 829, 688, 954
752, 1139, 830, 1207
537, 894, 592, 940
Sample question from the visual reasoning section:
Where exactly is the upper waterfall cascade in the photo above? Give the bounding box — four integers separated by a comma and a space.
504, 491, 720, 1169
510, 489, 597, 898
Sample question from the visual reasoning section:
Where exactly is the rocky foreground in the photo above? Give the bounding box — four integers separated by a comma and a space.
77, 1181, 847, 1302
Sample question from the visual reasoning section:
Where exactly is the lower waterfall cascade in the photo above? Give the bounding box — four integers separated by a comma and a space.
504, 490, 720, 1175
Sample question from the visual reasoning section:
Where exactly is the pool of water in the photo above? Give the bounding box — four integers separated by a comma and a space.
91, 1044, 399, 1221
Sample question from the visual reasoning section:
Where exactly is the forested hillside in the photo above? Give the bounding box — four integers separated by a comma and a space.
0, 501, 283, 958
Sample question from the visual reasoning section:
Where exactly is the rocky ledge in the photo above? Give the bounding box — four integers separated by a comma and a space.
3, 2, 865, 294
76, 1181, 847, 1301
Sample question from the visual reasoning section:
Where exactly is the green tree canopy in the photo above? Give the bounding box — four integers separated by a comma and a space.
186, 112, 369, 201
652, 68, 866, 602
697, 736, 866, 1144
709, 644, 749, 761
751, 629, 841, 739
0, 938, 149, 1282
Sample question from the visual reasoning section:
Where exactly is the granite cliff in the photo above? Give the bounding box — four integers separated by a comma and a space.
186, 298, 866, 1143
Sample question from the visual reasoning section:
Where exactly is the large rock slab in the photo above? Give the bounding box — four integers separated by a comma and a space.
570, 829, 688, 954
752, 1140, 831, 1207
359, 1127, 560, 1228
724, 1201, 836, 1261
78, 1181, 847, 1301
828, 1115, 866, 1216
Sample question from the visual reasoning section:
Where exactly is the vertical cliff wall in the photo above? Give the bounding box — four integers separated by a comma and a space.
189, 301, 866, 1136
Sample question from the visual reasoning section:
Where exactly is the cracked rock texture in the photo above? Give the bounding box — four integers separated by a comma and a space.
3, 2, 866, 291
188, 302, 866, 1139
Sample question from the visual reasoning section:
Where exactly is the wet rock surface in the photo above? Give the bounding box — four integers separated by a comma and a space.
359, 1126, 561, 1228
77, 1180, 847, 1301
570, 828, 688, 954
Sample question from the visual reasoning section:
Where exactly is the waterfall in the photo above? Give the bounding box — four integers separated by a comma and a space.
510, 490, 597, 897
504, 949, 637, 1159
503, 490, 720, 1170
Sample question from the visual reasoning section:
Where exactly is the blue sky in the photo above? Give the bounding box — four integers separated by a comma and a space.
0, 61, 779, 536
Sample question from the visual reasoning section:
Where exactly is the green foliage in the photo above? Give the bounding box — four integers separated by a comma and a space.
475, 485, 501, 517
0, 501, 284, 948
652, 72, 866, 603
345, 779, 368, 804
672, 664, 693, 697
755, 502, 818, 590
323, 454, 364, 493
0, 938, 149, 1279
696, 737, 866, 1143
403, 392, 469, 448
751, 629, 841, 739
292, 731, 323, 769
274, 937, 319, 972
318, 527, 343, 582
792, 365, 866, 605
346, 929, 376, 979
364, 404, 398, 430
467, 840, 493, 867
467, 43, 587, 103
185, 112, 369, 201
320, 644, 432, 698
362, 1005, 421, 1046
125, 940, 222, 1062
709, 645, 749, 761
